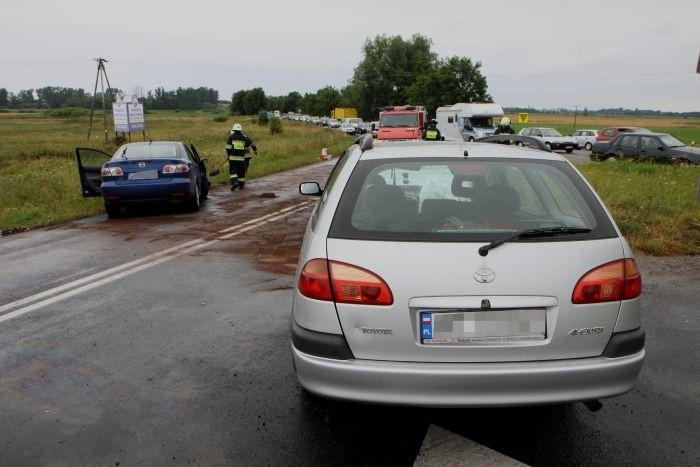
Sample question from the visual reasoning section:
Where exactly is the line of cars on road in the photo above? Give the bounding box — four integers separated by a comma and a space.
517, 126, 698, 165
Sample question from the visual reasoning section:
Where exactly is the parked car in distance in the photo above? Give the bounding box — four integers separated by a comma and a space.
326, 119, 341, 129
590, 132, 700, 164
595, 127, 650, 143
76, 141, 210, 218
292, 134, 644, 408
339, 121, 357, 135
571, 129, 599, 151
518, 127, 577, 152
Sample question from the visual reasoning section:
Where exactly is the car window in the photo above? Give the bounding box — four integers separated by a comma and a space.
329, 157, 615, 242
541, 129, 563, 137
618, 136, 638, 147
112, 144, 179, 159
603, 129, 614, 137
640, 136, 657, 149
658, 134, 685, 147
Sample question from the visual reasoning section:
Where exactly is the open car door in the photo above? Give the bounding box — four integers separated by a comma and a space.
75, 147, 111, 197
190, 144, 210, 199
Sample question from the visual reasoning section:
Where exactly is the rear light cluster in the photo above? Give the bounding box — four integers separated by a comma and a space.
572, 259, 642, 304
101, 166, 123, 177
298, 259, 393, 306
162, 164, 190, 174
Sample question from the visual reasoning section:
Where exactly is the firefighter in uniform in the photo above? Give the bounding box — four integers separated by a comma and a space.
421, 119, 442, 141
225, 123, 257, 190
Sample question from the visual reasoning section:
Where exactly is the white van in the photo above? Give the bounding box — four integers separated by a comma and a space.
436, 103, 504, 142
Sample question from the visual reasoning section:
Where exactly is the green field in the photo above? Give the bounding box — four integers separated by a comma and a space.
0, 109, 698, 255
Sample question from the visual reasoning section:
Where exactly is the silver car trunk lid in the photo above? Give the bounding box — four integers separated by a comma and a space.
328, 237, 625, 363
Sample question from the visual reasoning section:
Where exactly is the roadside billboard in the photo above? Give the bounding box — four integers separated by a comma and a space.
112, 95, 147, 133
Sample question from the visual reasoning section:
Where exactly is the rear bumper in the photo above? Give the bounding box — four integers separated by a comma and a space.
102, 179, 194, 204
292, 327, 645, 407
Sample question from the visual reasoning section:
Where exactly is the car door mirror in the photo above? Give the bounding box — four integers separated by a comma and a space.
299, 181, 323, 196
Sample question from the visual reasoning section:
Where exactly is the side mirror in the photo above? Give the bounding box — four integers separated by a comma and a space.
299, 181, 322, 196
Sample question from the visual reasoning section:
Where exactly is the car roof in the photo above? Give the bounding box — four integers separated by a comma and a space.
120, 141, 183, 148
357, 138, 565, 162
617, 132, 669, 137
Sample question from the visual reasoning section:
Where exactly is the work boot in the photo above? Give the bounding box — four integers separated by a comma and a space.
230, 184, 237, 191
239, 183, 245, 189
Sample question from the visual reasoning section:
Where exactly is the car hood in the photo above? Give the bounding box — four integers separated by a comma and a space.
675, 146, 700, 162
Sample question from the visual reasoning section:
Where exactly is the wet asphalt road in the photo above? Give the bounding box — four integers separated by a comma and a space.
0, 151, 698, 466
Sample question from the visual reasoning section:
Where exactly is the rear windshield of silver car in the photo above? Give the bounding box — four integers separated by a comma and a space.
329, 157, 617, 242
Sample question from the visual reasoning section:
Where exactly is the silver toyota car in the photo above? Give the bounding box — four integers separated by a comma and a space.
292, 135, 644, 408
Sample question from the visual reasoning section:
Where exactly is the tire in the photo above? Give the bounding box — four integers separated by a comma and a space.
200, 178, 209, 200
565, 147, 574, 153
605, 154, 618, 162
468, 137, 475, 142
104, 202, 121, 218
673, 158, 691, 167
187, 183, 200, 212
584, 142, 593, 151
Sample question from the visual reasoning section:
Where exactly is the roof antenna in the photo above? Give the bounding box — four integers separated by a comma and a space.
463, 149, 469, 158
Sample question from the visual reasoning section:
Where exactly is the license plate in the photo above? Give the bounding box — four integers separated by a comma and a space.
128, 170, 158, 180
420, 309, 546, 344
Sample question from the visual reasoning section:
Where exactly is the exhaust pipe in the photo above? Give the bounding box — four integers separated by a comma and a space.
583, 400, 603, 412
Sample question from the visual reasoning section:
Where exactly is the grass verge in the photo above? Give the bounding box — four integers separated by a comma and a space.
1, 110, 698, 255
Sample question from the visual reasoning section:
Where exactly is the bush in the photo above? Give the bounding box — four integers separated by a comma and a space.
270, 117, 282, 134
213, 116, 228, 123
49, 108, 89, 118
257, 110, 269, 125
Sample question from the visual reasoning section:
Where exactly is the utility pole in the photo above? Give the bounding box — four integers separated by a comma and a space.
87, 58, 115, 141
572, 104, 579, 132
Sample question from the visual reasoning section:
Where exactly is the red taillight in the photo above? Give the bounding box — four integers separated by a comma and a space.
162, 164, 190, 174
572, 259, 641, 304
101, 166, 123, 177
298, 259, 393, 305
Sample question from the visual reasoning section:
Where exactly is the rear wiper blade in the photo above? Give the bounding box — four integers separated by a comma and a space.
120, 147, 128, 160
478, 227, 592, 257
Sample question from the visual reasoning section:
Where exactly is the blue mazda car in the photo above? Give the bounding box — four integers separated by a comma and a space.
76, 141, 210, 217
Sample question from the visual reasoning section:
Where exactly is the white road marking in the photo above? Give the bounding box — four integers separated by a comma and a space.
414, 425, 528, 466
0, 202, 313, 323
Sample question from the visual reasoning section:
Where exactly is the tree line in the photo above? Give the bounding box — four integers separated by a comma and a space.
0, 86, 219, 111
2, 33, 696, 119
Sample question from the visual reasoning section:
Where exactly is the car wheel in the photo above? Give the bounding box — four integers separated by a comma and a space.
468, 137, 475, 142
187, 184, 200, 212
565, 147, 574, 153
605, 154, 618, 162
104, 202, 121, 218
584, 142, 593, 151
200, 178, 209, 200
672, 158, 691, 167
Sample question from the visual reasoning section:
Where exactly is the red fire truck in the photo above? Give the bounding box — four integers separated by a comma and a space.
376, 105, 427, 141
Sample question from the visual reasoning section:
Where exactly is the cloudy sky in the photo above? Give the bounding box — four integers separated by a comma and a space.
2, 0, 699, 112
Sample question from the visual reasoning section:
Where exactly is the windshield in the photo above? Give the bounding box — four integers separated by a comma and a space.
467, 117, 495, 128
329, 157, 616, 242
380, 113, 419, 128
541, 129, 563, 137
658, 134, 685, 147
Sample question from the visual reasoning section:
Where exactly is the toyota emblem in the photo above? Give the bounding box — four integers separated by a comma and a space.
138, 162, 146, 168
473, 267, 495, 283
